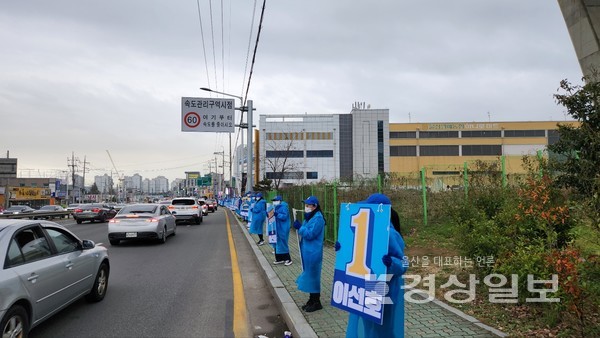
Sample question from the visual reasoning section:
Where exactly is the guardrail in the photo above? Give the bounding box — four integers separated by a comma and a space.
0, 211, 72, 219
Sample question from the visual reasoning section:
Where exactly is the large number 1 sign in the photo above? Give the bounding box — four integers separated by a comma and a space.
331, 203, 391, 324
346, 209, 372, 278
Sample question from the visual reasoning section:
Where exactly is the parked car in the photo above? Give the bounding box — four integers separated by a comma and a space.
0, 219, 109, 337
72, 203, 117, 224
168, 197, 203, 224
108, 203, 176, 245
205, 199, 217, 213
0, 205, 36, 215
32, 205, 67, 219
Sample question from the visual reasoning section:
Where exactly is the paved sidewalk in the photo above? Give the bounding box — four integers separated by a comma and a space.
232, 212, 506, 338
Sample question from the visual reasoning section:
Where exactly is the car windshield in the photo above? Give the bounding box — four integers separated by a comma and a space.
172, 199, 195, 206
119, 205, 157, 214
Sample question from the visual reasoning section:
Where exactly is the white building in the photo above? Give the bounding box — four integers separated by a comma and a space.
153, 176, 169, 194
94, 174, 114, 194
257, 105, 389, 186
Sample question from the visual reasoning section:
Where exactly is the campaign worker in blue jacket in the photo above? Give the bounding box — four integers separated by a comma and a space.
249, 192, 267, 245
293, 195, 325, 312
340, 193, 408, 338
272, 195, 293, 266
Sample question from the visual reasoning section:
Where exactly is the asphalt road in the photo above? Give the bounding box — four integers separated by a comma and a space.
26, 208, 287, 338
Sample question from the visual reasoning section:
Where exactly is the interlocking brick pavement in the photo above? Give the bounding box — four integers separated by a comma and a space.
237, 215, 505, 337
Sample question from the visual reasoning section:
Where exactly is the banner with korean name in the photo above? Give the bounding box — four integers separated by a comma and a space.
331, 203, 391, 325
181, 97, 235, 133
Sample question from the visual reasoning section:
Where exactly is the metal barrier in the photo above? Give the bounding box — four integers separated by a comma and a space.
0, 211, 72, 220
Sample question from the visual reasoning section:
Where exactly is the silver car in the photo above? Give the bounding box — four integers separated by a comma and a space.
32, 205, 67, 220
107, 203, 176, 245
0, 219, 109, 337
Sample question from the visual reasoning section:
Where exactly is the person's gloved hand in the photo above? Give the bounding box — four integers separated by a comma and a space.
334, 241, 341, 251
382, 254, 392, 267
293, 220, 301, 230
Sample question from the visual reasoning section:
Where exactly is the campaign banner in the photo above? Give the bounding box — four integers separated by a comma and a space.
267, 207, 277, 244
331, 203, 391, 325
248, 202, 254, 222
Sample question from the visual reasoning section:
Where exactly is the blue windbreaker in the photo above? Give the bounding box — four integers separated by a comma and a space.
296, 211, 325, 293
274, 201, 291, 254
249, 198, 266, 235
346, 224, 408, 338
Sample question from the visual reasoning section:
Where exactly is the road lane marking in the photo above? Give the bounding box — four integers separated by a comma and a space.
225, 210, 250, 337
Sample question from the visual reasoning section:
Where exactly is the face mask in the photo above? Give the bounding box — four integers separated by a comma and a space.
273, 201, 281, 206
304, 206, 313, 213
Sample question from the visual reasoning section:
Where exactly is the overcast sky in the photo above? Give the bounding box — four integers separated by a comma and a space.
0, 1, 583, 185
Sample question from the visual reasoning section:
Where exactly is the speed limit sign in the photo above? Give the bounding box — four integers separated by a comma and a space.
181, 97, 235, 133
184, 112, 201, 128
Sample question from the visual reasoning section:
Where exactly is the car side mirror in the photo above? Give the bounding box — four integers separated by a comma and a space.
81, 239, 96, 250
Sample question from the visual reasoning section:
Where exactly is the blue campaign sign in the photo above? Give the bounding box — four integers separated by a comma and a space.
331, 203, 391, 325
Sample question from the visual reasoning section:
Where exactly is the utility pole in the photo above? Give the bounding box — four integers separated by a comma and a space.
247, 100, 253, 193
67, 152, 78, 204
82, 156, 89, 201
229, 133, 232, 196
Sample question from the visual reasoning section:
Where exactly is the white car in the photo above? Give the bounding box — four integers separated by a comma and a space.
108, 204, 176, 245
0, 219, 109, 337
168, 197, 204, 225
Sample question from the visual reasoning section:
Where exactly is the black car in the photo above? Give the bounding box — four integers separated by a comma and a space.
72, 203, 117, 224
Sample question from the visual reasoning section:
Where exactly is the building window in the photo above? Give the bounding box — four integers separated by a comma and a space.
432, 171, 461, 175
461, 130, 501, 138
390, 131, 416, 138
378, 120, 384, 173
306, 172, 318, 179
420, 145, 459, 156
306, 150, 333, 157
266, 171, 304, 179
547, 130, 560, 145
390, 146, 417, 156
266, 150, 303, 158
419, 131, 459, 138
462, 145, 502, 156
504, 130, 545, 137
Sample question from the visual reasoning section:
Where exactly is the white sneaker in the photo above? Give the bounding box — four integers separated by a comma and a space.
284, 260, 293, 266
273, 260, 285, 265
257, 240, 265, 246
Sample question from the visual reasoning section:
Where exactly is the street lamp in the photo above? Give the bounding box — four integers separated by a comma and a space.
200, 87, 254, 195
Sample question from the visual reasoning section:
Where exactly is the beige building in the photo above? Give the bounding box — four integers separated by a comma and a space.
389, 121, 579, 188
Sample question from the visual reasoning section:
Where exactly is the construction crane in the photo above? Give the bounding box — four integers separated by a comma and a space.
106, 150, 124, 201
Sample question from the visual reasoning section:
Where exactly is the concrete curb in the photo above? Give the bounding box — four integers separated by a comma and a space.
230, 210, 318, 338
405, 287, 507, 337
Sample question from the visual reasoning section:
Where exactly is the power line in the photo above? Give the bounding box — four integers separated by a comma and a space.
244, 0, 267, 105
196, 0, 211, 89
220, 0, 225, 95
209, 0, 218, 91
241, 0, 258, 104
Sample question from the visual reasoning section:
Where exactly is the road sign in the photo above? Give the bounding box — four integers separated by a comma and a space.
181, 97, 235, 133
